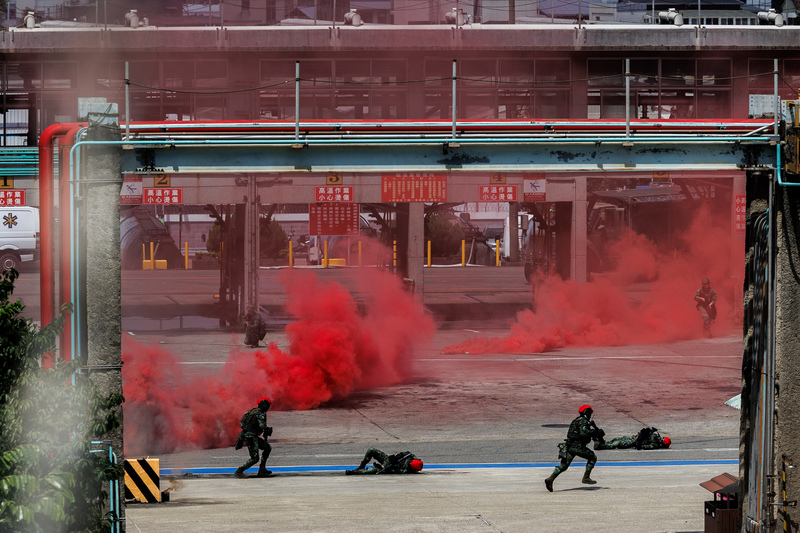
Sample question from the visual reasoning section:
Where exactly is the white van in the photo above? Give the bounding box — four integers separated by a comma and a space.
0, 206, 40, 271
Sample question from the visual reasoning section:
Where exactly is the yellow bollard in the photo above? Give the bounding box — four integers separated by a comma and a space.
142, 243, 145, 269
185, 242, 189, 270
150, 241, 155, 271
289, 241, 294, 268
358, 240, 362, 267
324, 240, 329, 268
461, 240, 465, 267
495, 239, 500, 266
393, 240, 397, 268
427, 240, 431, 268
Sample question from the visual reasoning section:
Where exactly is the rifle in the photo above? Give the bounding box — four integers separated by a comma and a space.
588, 420, 605, 440
376, 452, 413, 474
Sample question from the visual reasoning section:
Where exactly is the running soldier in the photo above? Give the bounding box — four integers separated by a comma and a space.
544, 405, 605, 492
234, 397, 273, 478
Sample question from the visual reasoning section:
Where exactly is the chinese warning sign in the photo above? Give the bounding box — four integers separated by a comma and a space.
315, 186, 354, 203
734, 194, 746, 234
381, 173, 447, 202
0, 190, 26, 206
120, 176, 143, 204
309, 203, 360, 236
522, 177, 546, 202
143, 188, 183, 205
480, 185, 517, 202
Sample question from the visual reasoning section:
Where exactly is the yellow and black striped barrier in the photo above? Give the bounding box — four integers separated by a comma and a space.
124, 458, 161, 503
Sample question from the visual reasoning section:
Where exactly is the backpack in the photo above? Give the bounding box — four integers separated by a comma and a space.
240, 408, 260, 433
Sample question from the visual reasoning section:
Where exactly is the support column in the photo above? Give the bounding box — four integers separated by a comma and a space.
572, 176, 588, 283
244, 174, 260, 312
83, 111, 124, 523
508, 201, 520, 262
407, 202, 425, 299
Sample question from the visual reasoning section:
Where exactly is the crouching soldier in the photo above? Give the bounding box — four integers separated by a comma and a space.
234, 397, 273, 478
544, 405, 605, 492
594, 427, 671, 450
345, 448, 423, 475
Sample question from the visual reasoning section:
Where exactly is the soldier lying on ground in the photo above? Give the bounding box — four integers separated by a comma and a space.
345, 448, 423, 475
593, 427, 671, 450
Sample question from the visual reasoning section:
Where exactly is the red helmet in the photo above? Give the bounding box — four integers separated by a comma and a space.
257, 397, 271, 405
663, 437, 671, 447
409, 459, 423, 472
578, 405, 593, 415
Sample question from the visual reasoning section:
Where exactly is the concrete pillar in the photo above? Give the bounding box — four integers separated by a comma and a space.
244, 174, 260, 312
508, 201, 520, 262
83, 112, 124, 524
572, 176, 588, 283
407, 202, 425, 299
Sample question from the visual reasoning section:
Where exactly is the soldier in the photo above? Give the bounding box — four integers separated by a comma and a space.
234, 397, 273, 478
544, 404, 605, 492
594, 427, 671, 450
694, 278, 717, 338
243, 304, 265, 348
345, 448, 423, 475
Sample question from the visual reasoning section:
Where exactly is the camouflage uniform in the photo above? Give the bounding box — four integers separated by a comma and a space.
694, 282, 717, 336
595, 428, 669, 450
244, 307, 264, 347
544, 408, 604, 491
235, 403, 272, 477
346, 448, 420, 475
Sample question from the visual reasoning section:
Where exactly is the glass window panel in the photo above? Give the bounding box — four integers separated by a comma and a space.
43, 62, 77, 89
425, 90, 450, 118
302, 62, 333, 86
588, 59, 623, 87
662, 59, 695, 86
535, 90, 569, 118
697, 59, 731, 86
425, 59, 452, 86
463, 91, 496, 119
95, 61, 125, 91
536, 59, 570, 84
129, 62, 159, 88
197, 61, 228, 89
500, 59, 534, 83
372, 60, 406, 84
629, 59, 658, 86
748, 59, 773, 87
696, 90, 730, 118
164, 61, 193, 89
194, 96, 225, 120
261, 60, 296, 83
371, 91, 403, 119
5, 63, 42, 90
335, 60, 372, 83
259, 91, 295, 120
461, 59, 496, 86
784, 60, 800, 92
600, 90, 629, 119
587, 90, 601, 119
660, 91, 695, 119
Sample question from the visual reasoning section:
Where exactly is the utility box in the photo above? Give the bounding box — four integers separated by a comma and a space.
700, 472, 738, 533
142, 260, 168, 270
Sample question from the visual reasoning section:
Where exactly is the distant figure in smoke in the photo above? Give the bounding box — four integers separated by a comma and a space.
234, 397, 273, 478
694, 278, 717, 338
544, 405, 605, 492
345, 448, 423, 475
243, 304, 266, 348
594, 427, 671, 450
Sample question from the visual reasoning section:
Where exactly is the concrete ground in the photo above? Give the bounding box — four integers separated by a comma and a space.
124, 326, 741, 533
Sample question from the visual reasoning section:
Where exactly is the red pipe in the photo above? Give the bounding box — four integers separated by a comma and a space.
38, 123, 85, 362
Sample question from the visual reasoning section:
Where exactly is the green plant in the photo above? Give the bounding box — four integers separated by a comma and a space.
0, 269, 124, 533
425, 213, 464, 258
260, 219, 288, 259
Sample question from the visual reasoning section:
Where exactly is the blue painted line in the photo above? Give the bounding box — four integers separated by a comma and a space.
162, 459, 737, 476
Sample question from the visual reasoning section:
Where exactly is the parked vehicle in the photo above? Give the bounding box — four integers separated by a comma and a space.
0, 206, 40, 271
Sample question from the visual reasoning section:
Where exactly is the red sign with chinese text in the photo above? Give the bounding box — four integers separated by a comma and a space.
0, 190, 26, 206
480, 185, 517, 202
315, 186, 354, 203
381, 173, 447, 202
143, 188, 183, 205
734, 194, 746, 234
309, 203, 360, 236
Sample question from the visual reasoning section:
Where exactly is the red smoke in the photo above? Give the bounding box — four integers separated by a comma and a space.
122, 267, 433, 456
443, 205, 741, 355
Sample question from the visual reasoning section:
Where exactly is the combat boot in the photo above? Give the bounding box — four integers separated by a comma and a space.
582, 471, 597, 485
234, 467, 247, 479
544, 472, 558, 492
256, 468, 272, 478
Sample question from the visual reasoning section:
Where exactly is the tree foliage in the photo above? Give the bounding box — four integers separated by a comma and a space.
260, 218, 288, 259
425, 213, 465, 258
0, 269, 124, 533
